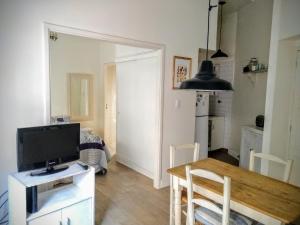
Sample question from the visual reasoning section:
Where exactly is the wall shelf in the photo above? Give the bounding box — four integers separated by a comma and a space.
243, 69, 268, 74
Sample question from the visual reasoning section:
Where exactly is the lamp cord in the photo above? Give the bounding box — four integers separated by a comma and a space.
206, 0, 211, 60
206, 0, 217, 60
218, 3, 223, 49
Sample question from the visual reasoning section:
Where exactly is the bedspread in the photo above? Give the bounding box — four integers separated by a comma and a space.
79, 130, 111, 174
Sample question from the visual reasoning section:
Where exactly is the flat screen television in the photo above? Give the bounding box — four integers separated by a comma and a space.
17, 123, 80, 176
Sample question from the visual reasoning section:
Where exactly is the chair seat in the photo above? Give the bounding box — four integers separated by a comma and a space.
181, 188, 207, 203
195, 207, 253, 225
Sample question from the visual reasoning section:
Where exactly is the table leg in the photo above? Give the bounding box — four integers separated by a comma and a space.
173, 177, 182, 225
170, 175, 174, 225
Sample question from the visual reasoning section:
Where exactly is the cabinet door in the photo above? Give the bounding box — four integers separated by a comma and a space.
239, 129, 263, 170
240, 130, 252, 169
254, 134, 263, 172
28, 210, 61, 225
62, 199, 92, 225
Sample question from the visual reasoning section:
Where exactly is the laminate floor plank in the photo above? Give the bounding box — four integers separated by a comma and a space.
95, 160, 169, 225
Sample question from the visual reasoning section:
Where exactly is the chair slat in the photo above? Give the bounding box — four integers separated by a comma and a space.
249, 150, 293, 182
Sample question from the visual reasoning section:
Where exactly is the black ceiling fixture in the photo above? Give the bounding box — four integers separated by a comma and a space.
211, 0, 228, 58
179, 0, 233, 91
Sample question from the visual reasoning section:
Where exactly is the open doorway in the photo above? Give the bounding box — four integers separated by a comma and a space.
104, 64, 117, 155
45, 24, 164, 188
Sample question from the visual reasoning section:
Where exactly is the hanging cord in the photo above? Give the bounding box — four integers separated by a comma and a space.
0, 191, 8, 225
206, 0, 218, 60
0, 192, 7, 200
218, 1, 225, 49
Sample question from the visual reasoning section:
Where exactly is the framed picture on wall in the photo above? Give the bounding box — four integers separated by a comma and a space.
173, 56, 192, 89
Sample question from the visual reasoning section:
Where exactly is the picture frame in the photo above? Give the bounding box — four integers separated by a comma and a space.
173, 56, 192, 89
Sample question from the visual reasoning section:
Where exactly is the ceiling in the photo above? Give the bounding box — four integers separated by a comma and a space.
222, 0, 253, 15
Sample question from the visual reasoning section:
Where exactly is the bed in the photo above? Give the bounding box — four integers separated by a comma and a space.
79, 128, 111, 174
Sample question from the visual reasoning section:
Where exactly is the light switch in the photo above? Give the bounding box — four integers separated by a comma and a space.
175, 99, 180, 109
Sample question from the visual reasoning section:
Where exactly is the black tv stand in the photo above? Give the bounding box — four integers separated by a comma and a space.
30, 165, 69, 176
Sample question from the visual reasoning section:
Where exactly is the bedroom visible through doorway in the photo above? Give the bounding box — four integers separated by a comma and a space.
47, 28, 163, 187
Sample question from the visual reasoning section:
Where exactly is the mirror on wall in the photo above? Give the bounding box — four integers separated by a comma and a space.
69, 73, 94, 121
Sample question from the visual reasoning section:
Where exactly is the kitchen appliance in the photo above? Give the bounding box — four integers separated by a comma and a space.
195, 92, 209, 159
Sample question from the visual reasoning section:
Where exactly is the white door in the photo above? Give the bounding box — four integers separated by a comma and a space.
61, 199, 92, 225
116, 56, 159, 178
28, 210, 61, 225
288, 51, 300, 186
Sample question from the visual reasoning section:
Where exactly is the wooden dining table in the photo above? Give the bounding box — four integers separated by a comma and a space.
167, 158, 300, 225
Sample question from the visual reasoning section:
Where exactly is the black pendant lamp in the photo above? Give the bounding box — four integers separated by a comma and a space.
211, 0, 228, 58
180, 0, 233, 91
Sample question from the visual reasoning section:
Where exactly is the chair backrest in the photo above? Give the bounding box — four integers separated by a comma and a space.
249, 150, 293, 182
186, 165, 231, 225
170, 143, 200, 168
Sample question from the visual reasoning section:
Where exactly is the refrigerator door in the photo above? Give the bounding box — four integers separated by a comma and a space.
195, 93, 209, 116
195, 116, 208, 159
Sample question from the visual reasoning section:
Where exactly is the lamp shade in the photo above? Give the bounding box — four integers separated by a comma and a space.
179, 60, 233, 91
211, 49, 228, 58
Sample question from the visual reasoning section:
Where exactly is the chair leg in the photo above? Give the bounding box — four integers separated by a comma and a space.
174, 189, 182, 225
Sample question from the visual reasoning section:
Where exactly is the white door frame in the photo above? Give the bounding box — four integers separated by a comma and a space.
43, 22, 165, 189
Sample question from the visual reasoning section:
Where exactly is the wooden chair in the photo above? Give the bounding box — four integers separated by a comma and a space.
170, 143, 201, 225
185, 166, 252, 225
249, 150, 293, 182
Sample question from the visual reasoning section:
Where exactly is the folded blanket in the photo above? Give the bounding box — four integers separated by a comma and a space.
79, 130, 111, 173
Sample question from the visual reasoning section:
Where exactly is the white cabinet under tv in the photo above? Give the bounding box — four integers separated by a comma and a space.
8, 163, 95, 225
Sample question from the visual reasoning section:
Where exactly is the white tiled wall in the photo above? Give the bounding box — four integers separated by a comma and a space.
209, 58, 234, 150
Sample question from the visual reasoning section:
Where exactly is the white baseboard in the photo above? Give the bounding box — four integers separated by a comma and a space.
159, 179, 170, 188
228, 149, 240, 160
116, 154, 153, 179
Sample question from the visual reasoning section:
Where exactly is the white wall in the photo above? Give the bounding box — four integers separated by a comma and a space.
0, 0, 218, 192
263, 0, 300, 181
220, 12, 238, 57
229, 0, 273, 155
278, 0, 300, 40
115, 44, 152, 59
268, 40, 297, 180
50, 33, 104, 135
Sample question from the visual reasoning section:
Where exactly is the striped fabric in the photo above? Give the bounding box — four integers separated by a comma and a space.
195, 206, 253, 225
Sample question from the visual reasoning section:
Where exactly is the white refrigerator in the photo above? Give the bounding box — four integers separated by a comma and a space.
195, 92, 209, 159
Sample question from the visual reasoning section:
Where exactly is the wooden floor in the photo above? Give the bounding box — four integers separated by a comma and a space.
95, 160, 170, 225
208, 149, 239, 166
95, 151, 238, 225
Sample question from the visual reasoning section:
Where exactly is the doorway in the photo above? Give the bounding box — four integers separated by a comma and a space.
45, 23, 164, 188
104, 64, 117, 156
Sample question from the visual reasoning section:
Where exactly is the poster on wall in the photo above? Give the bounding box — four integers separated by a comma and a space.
173, 56, 192, 89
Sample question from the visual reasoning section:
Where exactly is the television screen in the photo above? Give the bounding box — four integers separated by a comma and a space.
17, 123, 80, 172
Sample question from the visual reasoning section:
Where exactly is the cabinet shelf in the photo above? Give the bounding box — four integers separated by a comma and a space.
27, 184, 91, 221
